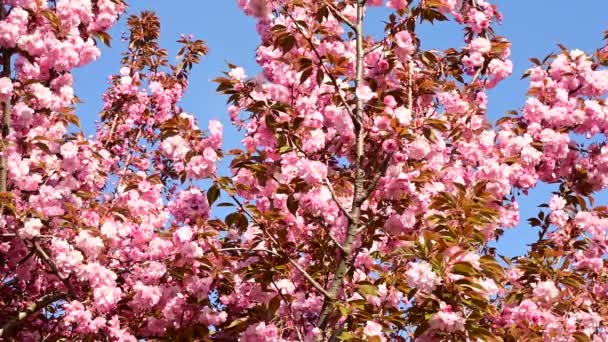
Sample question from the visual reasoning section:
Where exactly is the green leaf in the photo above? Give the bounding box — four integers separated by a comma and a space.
207, 184, 220, 205
299, 67, 313, 84
224, 316, 249, 331
287, 195, 299, 215
338, 332, 356, 341
572, 332, 592, 342
451, 262, 476, 276
34, 142, 52, 154
95, 31, 112, 47
357, 284, 378, 296
267, 296, 281, 316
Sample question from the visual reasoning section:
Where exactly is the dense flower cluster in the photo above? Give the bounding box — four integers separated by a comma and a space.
1, 0, 608, 341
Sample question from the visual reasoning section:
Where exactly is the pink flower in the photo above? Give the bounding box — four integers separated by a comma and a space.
467, 8, 490, 33
395, 31, 412, 49
74, 231, 104, 259
549, 195, 567, 211
299, 160, 327, 184
119, 67, 130, 76
174, 225, 194, 243
93, 285, 123, 312
436, 0, 457, 13
406, 261, 441, 293
363, 321, 385, 340
0, 21, 21, 48
100, 219, 117, 239
50, 238, 84, 276
383, 95, 397, 108
160, 135, 190, 161
437, 91, 469, 114
429, 302, 465, 332
487, 58, 513, 88
78, 262, 117, 287
356, 85, 375, 101
179, 241, 204, 259
148, 237, 174, 259
228, 66, 247, 81
384, 210, 415, 234
162, 293, 187, 321
240, 322, 280, 341
0, 77, 13, 101
186, 276, 213, 299
409, 138, 431, 159
469, 37, 492, 54
169, 188, 210, 223
186, 152, 217, 179
275, 278, 296, 295
63, 301, 102, 334
60, 142, 78, 159
131, 282, 162, 310
208, 119, 223, 148
393, 106, 412, 125
382, 139, 398, 153
394, 31, 415, 60
387, 0, 407, 10
29, 83, 55, 109
532, 280, 559, 303
18, 218, 43, 239
463, 52, 484, 70
245, 0, 271, 19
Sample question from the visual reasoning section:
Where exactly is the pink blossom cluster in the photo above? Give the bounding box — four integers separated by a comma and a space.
3, 0, 608, 340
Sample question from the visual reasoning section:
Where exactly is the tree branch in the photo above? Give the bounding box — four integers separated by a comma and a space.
270, 279, 305, 342
0, 293, 64, 338
219, 246, 334, 300
287, 258, 334, 300
362, 152, 394, 200
115, 126, 143, 192
33, 241, 76, 297
285, 11, 357, 124
219, 247, 280, 257
323, 226, 347, 254
0, 42, 12, 196
322, 0, 356, 31
316, 0, 367, 332
226, 193, 335, 299
324, 178, 353, 222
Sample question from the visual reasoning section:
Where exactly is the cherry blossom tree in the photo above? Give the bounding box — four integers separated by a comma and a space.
2, 0, 608, 341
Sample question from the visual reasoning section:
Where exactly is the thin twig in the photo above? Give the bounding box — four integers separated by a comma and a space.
287, 258, 334, 300
316, 0, 367, 331
364, 41, 385, 56
33, 241, 76, 297
324, 178, 353, 222
220, 246, 334, 300
0, 250, 35, 285
219, 247, 280, 257
270, 279, 305, 342
0, 12, 12, 198
285, 11, 357, 123
227, 194, 334, 299
1, 234, 55, 239
324, 227, 347, 254
408, 61, 414, 111
116, 127, 143, 191
322, 0, 356, 30
362, 152, 394, 200
0, 293, 64, 338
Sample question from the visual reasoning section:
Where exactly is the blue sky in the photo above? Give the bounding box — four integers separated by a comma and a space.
73, 1, 608, 257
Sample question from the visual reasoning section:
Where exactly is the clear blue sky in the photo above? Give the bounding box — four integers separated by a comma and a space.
73, 1, 608, 257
